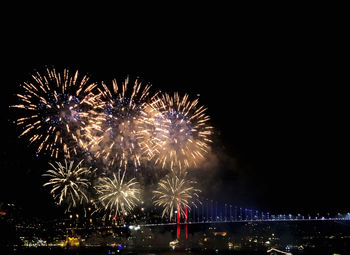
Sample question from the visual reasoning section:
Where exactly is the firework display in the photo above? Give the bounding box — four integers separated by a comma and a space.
138, 92, 213, 170
12, 67, 213, 222
153, 170, 201, 220
42, 160, 95, 212
11, 68, 101, 158
94, 170, 141, 218
84, 78, 154, 169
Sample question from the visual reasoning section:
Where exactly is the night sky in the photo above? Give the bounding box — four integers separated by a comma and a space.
1, 15, 347, 218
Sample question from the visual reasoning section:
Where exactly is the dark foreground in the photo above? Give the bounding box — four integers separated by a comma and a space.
1, 246, 349, 255
1, 220, 349, 254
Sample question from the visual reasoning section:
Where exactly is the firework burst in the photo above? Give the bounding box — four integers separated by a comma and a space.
11, 68, 101, 158
94, 170, 141, 219
153, 170, 200, 220
42, 160, 95, 212
84, 77, 155, 169
138, 92, 213, 170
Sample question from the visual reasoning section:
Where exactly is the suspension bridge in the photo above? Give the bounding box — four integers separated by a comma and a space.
139, 199, 350, 226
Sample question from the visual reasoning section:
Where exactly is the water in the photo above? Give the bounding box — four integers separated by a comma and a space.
2, 247, 349, 255
3, 221, 349, 254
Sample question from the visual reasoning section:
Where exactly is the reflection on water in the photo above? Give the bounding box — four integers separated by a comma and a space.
2, 247, 347, 255
3, 221, 349, 255
3, 248, 265, 255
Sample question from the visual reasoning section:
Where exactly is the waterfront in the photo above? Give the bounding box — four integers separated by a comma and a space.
2, 246, 350, 255
1, 220, 349, 255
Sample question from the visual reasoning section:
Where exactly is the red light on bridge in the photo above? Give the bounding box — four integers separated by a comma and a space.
0, 211, 6, 215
